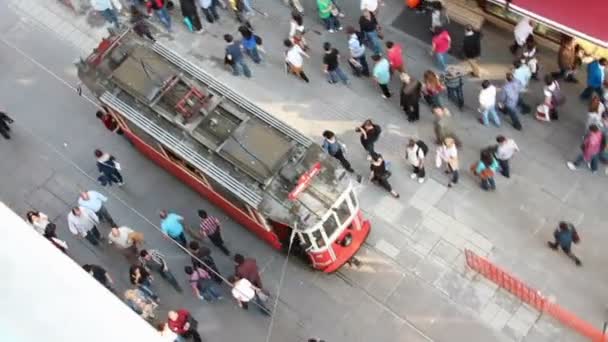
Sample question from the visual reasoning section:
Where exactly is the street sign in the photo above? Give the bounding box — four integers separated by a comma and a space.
288, 162, 322, 201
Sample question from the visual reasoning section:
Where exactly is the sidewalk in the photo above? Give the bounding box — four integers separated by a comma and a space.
5, 0, 606, 341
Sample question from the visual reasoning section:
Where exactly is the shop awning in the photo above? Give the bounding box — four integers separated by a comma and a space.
490, 0, 608, 48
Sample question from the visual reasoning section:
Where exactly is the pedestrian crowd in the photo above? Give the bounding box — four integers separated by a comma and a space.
25, 145, 272, 341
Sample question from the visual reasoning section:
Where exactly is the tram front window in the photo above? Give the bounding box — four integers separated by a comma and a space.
312, 229, 326, 248
334, 199, 351, 228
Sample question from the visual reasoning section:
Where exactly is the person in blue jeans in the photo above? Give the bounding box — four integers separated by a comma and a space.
580, 58, 607, 100
185, 266, 223, 301
238, 26, 261, 64
224, 34, 252, 78
547, 222, 582, 266
478, 80, 500, 127
145, 0, 172, 32
322, 42, 348, 85
92, 0, 120, 29
473, 150, 500, 191
359, 10, 381, 55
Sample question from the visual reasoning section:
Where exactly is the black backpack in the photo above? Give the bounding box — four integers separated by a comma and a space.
416, 140, 429, 156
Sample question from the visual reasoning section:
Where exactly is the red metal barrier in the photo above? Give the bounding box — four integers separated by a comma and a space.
464, 249, 606, 341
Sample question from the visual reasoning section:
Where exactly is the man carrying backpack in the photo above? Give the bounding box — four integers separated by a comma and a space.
405, 139, 427, 183
547, 221, 582, 266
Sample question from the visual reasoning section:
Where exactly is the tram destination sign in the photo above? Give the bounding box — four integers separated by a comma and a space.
288, 162, 322, 201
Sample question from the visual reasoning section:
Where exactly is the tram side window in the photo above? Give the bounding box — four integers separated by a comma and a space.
334, 199, 351, 227
322, 214, 339, 240
349, 190, 357, 209
312, 229, 325, 248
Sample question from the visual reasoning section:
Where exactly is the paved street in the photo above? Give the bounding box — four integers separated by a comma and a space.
1, 0, 607, 341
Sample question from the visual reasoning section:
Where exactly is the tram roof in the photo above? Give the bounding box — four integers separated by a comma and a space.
0, 202, 165, 342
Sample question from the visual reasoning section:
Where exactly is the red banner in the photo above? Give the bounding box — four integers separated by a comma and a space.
288, 162, 322, 201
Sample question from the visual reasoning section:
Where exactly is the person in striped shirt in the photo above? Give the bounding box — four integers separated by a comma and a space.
198, 210, 230, 256
139, 249, 183, 293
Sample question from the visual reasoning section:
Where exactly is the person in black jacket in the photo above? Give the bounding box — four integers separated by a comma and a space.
399, 73, 422, 122
179, 0, 204, 33
356, 119, 381, 156
462, 25, 482, 77
0, 111, 14, 139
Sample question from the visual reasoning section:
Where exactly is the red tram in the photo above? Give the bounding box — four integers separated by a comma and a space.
76, 30, 370, 272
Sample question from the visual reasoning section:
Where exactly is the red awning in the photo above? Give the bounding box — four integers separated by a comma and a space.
490, 0, 608, 47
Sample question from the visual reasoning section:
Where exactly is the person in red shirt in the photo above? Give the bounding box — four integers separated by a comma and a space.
385, 41, 404, 74
234, 253, 263, 289
167, 309, 202, 342
96, 109, 120, 133
431, 27, 451, 72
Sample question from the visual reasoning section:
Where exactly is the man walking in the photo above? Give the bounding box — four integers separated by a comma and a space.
478, 80, 500, 127
494, 135, 519, 178
431, 27, 451, 72
234, 253, 263, 289
386, 41, 405, 74
198, 210, 230, 256
552, 37, 578, 83
547, 222, 582, 266
90, 0, 121, 29
497, 73, 523, 131
580, 58, 607, 100
139, 249, 183, 292
462, 25, 482, 77
78, 190, 115, 226
405, 139, 426, 183
322, 42, 349, 85
372, 54, 391, 99
346, 27, 369, 77
322, 130, 354, 173
0, 111, 14, 139
68, 206, 102, 246
224, 34, 252, 78
167, 309, 203, 342
160, 210, 188, 248
108, 225, 144, 262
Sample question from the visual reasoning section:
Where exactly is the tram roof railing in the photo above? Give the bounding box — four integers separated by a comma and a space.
100, 92, 263, 208
152, 42, 313, 148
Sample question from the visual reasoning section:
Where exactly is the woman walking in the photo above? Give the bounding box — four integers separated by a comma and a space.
26, 211, 68, 253
436, 137, 459, 187
369, 153, 399, 198
567, 124, 603, 173
356, 119, 381, 156
471, 149, 500, 191
289, 12, 308, 51
422, 70, 445, 108
95, 149, 124, 186
399, 73, 422, 122
185, 266, 223, 301
179, 0, 204, 33
284, 39, 310, 82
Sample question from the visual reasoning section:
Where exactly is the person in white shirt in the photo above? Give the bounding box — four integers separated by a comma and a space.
510, 17, 534, 55
289, 12, 308, 51
284, 39, 310, 83
230, 276, 270, 315
68, 206, 102, 246
78, 190, 114, 226
109, 225, 144, 261
540, 75, 562, 121
90, 0, 120, 28
26, 211, 50, 235
405, 139, 426, 183
435, 137, 459, 187
494, 135, 519, 178
478, 80, 499, 127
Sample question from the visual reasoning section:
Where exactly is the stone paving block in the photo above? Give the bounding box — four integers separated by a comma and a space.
479, 301, 501, 324
411, 226, 441, 249
410, 178, 447, 205
420, 215, 447, 236
372, 194, 407, 223
430, 239, 461, 266
504, 312, 535, 340
408, 196, 432, 214
433, 269, 470, 299
492, 288, 523, 315
490, 308, 512, 331
397, 205, 423, 234
413, 257, 447, 285
468, 231, 494, 253
456, 279, 498, 313
513, 304, 540, 326
464, 241, 490, 257
411, 242, 433, 257
395, 247, 424, 271
43, 173, 85, 208
375, 238, 400, 260
441, 228, 468, 250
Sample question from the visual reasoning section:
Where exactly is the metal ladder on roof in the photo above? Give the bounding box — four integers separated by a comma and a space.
100, 92, 263, 208
152, 42, 312, 148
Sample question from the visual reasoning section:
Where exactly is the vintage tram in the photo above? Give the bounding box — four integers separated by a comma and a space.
76, 29, 370, 272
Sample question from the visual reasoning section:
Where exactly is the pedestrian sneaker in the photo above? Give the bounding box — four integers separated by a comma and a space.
566, 161, 577, 171
418, 177, 425, 184
410, 173, 417, 180
356, 175, 363, 183
328, 29, 335, 33
574, 258, 582, 266
337, 26, 343, 31
117, 181, 125, 186
381, 94, 388, 99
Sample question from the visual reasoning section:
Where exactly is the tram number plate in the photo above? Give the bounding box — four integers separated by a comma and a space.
288, 162, 322, 201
